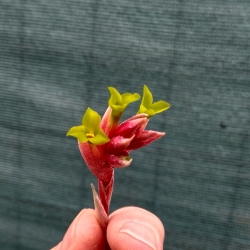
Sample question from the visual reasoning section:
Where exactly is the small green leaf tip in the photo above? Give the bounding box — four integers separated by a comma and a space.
108, 87, 140, 119
66, 107, 110, 145
137, 85, 170, 117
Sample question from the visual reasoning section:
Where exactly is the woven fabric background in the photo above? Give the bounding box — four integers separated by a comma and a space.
0, 1, 249, 249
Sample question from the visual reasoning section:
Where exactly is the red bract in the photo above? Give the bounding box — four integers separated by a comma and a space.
79, 107, 164, 214
67, 85, 170, 230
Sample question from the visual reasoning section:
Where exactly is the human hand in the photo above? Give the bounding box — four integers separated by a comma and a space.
51, 206, 165, 250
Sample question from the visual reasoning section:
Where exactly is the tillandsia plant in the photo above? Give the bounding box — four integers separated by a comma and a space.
67, 85, 170, 230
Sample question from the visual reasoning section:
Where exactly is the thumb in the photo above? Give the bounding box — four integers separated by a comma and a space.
107, 207, 165, 250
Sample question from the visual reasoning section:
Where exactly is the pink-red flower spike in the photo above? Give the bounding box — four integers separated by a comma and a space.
67, 85, 170, 230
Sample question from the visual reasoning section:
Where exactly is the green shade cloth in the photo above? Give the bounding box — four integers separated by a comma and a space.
0, 1, 249, 249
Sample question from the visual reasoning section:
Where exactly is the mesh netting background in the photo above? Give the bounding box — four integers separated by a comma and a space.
0, 1, 250, 249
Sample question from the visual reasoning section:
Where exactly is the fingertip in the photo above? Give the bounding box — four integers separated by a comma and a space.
107, 207, 165, 250
54, 209, 106, 250
50, 241, 61, 250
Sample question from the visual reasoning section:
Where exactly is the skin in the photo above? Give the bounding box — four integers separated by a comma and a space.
51, 206, 165, 250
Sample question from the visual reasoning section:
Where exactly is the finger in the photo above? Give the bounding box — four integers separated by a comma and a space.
50, 208, 107, 250
51, 241, 61, 250
107, 206, 165, 250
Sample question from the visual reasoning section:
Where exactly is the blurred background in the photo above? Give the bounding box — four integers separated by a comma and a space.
0, 0, 249, 249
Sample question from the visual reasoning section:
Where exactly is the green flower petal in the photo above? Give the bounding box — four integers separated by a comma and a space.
89, 128, 110, 145
108, 86, 140, 119
150, 100, 170, 114
82, 107, 101, 134
108, 87, 122, 106
138, 104, 148, 114
137, 85, 170, 117
141, 85, 153, 109
145, 109, 155, 116
66, 125, 89, 143
121, 93, 140, 106
67, 108, 110, 145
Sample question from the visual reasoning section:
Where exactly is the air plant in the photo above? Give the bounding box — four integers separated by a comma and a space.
66, 85, 170, 230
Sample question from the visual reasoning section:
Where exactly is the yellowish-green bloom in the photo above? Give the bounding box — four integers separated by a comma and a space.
137, 85, 170, 117
66, 85, 170, 219
108, 87, 140, 120
66, 107, 110, 145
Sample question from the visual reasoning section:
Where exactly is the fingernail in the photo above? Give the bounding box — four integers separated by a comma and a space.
119, 220, 159, 250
